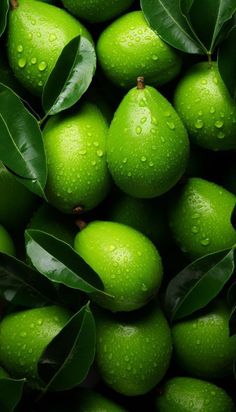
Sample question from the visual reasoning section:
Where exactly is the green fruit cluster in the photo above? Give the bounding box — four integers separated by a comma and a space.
0, 0, 235, 411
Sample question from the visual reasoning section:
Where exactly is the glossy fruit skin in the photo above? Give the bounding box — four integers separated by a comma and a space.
62, 0, 134, 23
43, 102, 111, 214
174, 62, 236, 151
0, 224, 15, 256
169, 177, 236, 258
0, 306, 70, 384
107, 84, 189, 198
97, 11, 182, 89
107, 193, 169, 249
74, 221, 163, 312
172, 301, 236, 379
76, 389, 127, 412
0, 162, 37, 232
95, 303, 172, 396
156, 376, 235, 412
7, 0, 92, 96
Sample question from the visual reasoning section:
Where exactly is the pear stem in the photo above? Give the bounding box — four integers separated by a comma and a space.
10, 0, 18, 9
137, 76, 145, 89
75, 220, 87, 231
73, 205, 84, 215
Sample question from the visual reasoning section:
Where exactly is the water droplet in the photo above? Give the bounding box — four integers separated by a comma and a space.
17, 45, 23, 52
136, 126, 142, 135
31, 19, 36, 25
149, 161, 154, 167
49, 33, 57, 42
139, 98, 146, 107
195, 119, 203, 129
38, 61, 47, 71
93, 141, 99, 147
18, 58, 26, 68
191, 226, 198, 234
141, 116, 147, 124
38, 80, 43, 87
37, 319, 43, 325
97, 149, 104, 157
201, 238, 210, 246
31, 57, 37, 65
141, 156, 146, 162
215, 120, 224, 128
79, 149, 87, 155
192, 213, 200, 219
127, 172, 132, 177
210, 107, 215, 114
217, 131, 225, 139
141, 283, 148, 292
167, 121, 175, 130
198, 110, 203, 116
152, 54, 158, 61
91, 160, 96, 166
201, 79, 207, 85
37, 32, 41, 38
123, 158, 127, 164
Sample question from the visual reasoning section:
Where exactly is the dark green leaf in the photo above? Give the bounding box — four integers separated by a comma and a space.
227, 281, 236, 307
0, 0, 9, 38
229, 304, 236, 336
0, 252, 57, 307
141, 0, 204, 54
25, 229, 107, 296
0, 378, 25, 412
0, 84, 47, 198
188, 0, 236, 53
165, 248, 235, 322
38, 303, 96, 391
42, 36, 96, 115
218, 25, 236, 99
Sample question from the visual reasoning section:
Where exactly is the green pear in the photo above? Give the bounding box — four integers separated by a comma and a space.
107, 78, 189, 198
0, 162, 37, 232
0, 224, 15, 256
172, 301, 236, 379
7, 0, 92, 96
75, 389, 127, 412
0, 306, 71, 385
97, 11, 182, 89
169, 177, 236, 258
62, 0, 134, 23
74, 221, 163, 312
174, 62, 236, 151
43, 102, 111, 214
28, 202, 77, 246
95, 303, 172, 396
156, 377, 235, 412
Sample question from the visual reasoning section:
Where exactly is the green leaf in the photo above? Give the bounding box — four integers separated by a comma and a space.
218, 25, 236, 100
0, 0, 9, 38
0, 252, 57, 307
141, 0, 204, 54
42, 36, 96, 115
0, 84, 47, 198
38, 303, 96, 391
165, 248, 235, 322
188, 0, 236, 53
0, 378, 25, 412
227, 281, 236, 307
229, 304, 236, 336
25, 229, 107, 296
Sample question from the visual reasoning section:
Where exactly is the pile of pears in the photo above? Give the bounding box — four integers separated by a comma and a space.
0, 0, 236, 410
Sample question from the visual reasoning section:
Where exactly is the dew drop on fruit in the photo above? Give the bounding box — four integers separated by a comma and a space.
136, 126, 142, 135
166, 121, 175, 130
194, 119, 203, 129
141, 156, 146, 162
97, 149, 104, 157
210, 107, 215, 114
141, 117, 147, 124
191, 226, 198, 234
18, 58, 26, 68
17, 45, 23, 52
217, 131, 225, 139
201, 238, 210, 246
31, 57, 37, 65
152, 54, 158, 61
215, 120, 224, 128
38, 61, 47, 71
141, 283, 148, 292
49, 33, 57, 42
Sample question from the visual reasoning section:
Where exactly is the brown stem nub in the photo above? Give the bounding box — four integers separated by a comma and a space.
10, 0, 18, 9
75, 219, 87, 231
137, 76, 145, 89
73, 205, 84, 215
